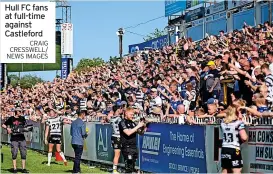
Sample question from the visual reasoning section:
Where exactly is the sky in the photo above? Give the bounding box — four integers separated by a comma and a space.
18, 1, 167, 81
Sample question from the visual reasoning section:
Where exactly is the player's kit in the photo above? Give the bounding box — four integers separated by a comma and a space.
220, 120, 245, 169
46, 117, 64, 144
110, 116, 122, 149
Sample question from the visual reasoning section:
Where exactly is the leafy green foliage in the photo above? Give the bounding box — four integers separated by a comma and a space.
9, 74, 44, 89
143, 28, 166, 42
75, 57, 105, 72
109, 56, 121, 65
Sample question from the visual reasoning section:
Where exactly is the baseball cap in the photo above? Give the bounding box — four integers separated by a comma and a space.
207, 98, 216, 105
207, 61, 215, 66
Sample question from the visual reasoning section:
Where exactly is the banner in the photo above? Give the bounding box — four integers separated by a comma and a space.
186, 0, 204, 9
61, 23, 73, 55
61, 57, 73, 79
128, 35, 168, 54
165, 0, 186, 17
185, 7, 205, 23
228, 0, 253, 10
61, 58, 68, 79
247, 126, 273, 173
139, 123, 207, 173
205, 1, 226, 16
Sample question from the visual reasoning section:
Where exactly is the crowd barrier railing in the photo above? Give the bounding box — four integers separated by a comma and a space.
1, 120, 273, 173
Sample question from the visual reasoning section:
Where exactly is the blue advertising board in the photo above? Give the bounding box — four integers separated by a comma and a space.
205, 1, 226, 16
128, 35, 168, 54
138, 123, 207, 173
61, 57, 73, 79
165, 0, 186, 17
61, 58, 68, 79
185, 7, 205, 23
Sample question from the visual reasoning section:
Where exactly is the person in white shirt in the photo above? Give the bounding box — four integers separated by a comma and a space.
149, 88, 162, 114
250, 57, 260, 81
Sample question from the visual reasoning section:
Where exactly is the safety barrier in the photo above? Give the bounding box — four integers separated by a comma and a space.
1, 121, 273, 173
86, 115, 273, 126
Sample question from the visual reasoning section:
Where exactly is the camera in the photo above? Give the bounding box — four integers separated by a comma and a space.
12, 125, 33, 135
137, 117, 150, 135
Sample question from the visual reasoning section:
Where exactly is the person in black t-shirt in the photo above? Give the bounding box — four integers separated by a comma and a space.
2, 108, 28, 174
119, 107, 145, 173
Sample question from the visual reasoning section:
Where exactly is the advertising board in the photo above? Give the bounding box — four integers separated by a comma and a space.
128, 35, 168, 54
228, 0, 253, 10
247, 126, 273, 173
139, 123, 207, 173
165, 0, 186, 17
95, 124, 115, 162
185, 7, 205, 23
186, 0, 204, 9
205, 1, 226, 16
61, 58, 68, 79
61, 23, 73, 55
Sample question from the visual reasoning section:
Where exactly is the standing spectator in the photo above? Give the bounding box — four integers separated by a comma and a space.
205, 61, 221, 100
149, 88, 162, 114
70, 110, 88, 174
261, 63, 273, 106
118, 108, 144, 173
2, 108, 28, 173
250, 57, 261, 81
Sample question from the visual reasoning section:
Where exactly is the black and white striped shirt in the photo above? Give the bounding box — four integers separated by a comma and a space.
265, 74, 273, 103
55, 101, 64, 110
135, 89, 144, 106
46, 116, 64, 136
80, 98, 87, 110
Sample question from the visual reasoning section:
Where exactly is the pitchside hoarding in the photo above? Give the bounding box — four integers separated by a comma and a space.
138, 123, 207, 173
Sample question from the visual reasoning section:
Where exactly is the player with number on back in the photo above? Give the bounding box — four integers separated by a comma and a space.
44, 109, 71, 166
103, 104, 124, 174
220, 106, 248, 174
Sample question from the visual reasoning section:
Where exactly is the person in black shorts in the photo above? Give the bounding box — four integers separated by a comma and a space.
103, 104, 123, 173
220, 106, 248, 174
2, 108, 29, 173
119, 107, 145, 173
44, 109, 71, 166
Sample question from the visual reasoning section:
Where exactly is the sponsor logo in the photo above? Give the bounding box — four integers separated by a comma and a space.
232, 160, 239, 166
142, 132, 161, 155
97, 127, 109, 158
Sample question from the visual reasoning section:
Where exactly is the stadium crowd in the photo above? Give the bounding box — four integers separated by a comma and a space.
1, 21, 273, 125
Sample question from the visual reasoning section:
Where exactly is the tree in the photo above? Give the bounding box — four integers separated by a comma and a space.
75, 57, 105, 72
109, 56, 120, 65
9, 74, 20, 87
144, 28, 166, 42
9, 74, 44, 89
